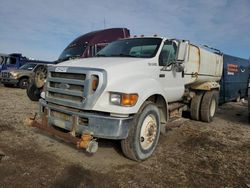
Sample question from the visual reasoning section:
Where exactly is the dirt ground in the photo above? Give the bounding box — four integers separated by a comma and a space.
0, 84, 249, 188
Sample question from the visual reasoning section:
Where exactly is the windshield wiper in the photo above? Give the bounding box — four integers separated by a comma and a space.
57, 56, 70, 62
109, 53, 138, 58
96, 54, 107, 57
69, 55, 81, 60
57, 55, 81, 62
96, 53, 139, 58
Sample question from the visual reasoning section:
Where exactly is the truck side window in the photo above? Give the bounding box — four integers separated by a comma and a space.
6, 57, 16, 65
159, 42, 177, 66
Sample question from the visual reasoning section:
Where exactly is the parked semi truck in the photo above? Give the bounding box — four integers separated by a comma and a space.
219, 54, 250, 103
26, 28, 130, 101
28, 36, 224, 161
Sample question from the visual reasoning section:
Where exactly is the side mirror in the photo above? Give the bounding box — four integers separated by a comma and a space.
173, 62, 184, 72
177, 41, 189, 61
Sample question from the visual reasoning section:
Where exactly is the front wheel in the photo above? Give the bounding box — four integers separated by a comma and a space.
121, 102, 161, 161
18, 78, 29, 89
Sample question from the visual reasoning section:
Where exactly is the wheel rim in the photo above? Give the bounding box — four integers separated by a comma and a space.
35, 71, 45, 88
140, 114, 158, 150
22, 80, 28, 87
210, 98, 216, 117
34, 66, 47, 88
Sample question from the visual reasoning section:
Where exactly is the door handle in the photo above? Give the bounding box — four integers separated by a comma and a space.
159, 74, 165, 78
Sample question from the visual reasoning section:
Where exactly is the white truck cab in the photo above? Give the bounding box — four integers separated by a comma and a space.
39, 37, 223, 161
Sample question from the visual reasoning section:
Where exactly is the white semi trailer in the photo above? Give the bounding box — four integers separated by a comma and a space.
29, 36, 223, 161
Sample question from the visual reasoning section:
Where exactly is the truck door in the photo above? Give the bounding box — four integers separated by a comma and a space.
158, 40, 185, 102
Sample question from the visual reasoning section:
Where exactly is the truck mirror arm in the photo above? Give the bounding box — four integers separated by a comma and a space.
172, 60, 184, 72
160, 63, 173, 71
160, 59, 184, 72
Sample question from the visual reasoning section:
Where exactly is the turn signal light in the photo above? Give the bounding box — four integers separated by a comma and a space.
92, 75, 99, 91
121, 94, 138, 106
110, 92, 138, 106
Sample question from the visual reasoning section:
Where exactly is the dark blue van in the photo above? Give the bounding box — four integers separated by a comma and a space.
219, 54, 250, 104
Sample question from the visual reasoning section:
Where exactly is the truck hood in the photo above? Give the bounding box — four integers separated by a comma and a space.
1, 69, 32, 74
54, 57, 150, 70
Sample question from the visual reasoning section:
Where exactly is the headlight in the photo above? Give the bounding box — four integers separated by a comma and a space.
10, 72, 18, 77
110, 92, 138, 107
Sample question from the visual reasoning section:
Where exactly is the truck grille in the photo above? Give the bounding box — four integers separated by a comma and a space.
46, 72, 86, 107
50, 82, 84, 92
1, 72, 10, 78
51, 72, 86, 80
48, 92, 83, 102
45, 66, 105, 110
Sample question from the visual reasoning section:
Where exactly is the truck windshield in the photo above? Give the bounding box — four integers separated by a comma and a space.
96, 38, 162, 58
58, 45, 87, 62
20, 63, 37, 70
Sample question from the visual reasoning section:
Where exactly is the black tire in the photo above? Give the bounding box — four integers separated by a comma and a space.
121, 101, 161, 161
18, 78, 29, 89
200, 90, 219, 122
3, 84, 14, 87
26, 82, 41, 101
190, 92, 204, 121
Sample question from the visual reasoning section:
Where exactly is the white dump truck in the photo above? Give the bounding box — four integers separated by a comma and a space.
28, 36, 223, 161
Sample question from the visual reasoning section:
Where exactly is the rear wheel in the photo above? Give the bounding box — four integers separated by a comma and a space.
190, 92, 204, 121
121, 102, 161, 161
18, 78, 29, 89
200, 90, 219, 122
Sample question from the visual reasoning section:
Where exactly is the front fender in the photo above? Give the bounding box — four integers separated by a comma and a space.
93, 75, 168, 115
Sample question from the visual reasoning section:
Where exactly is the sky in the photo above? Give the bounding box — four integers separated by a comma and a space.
0, 0, 250, 61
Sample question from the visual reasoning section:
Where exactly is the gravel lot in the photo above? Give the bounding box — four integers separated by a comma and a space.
0, 84, 249, 188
